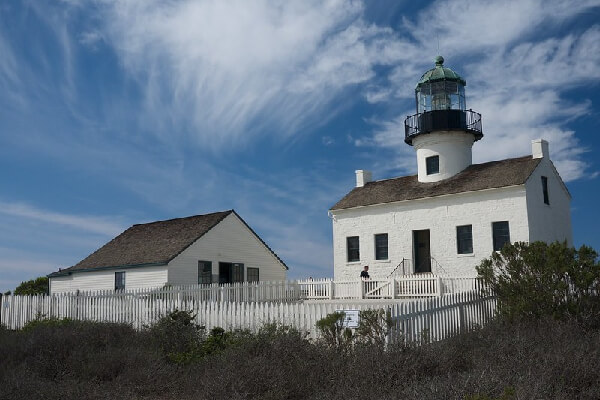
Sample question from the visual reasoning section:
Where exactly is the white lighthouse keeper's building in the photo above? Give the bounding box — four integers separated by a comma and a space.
330, 56, 572, 280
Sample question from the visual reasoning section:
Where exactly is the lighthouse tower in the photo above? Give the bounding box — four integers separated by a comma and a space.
405, 56, 483, 182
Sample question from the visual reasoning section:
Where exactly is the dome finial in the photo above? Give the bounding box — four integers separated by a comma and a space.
435, 55, 444, 66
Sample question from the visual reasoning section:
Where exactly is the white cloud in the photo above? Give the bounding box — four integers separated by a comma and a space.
78, 30, 103, 48
363, 0, 600, 182
0, 201, 125, 236
95, 0, 405, 148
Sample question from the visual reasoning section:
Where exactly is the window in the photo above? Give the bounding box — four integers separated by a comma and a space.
374, 233, 388, 260
347, 236, 360, 262
542, 176, 549, 205
456, 225, 473, 254
198, 261, 212, 285
426, 155, 439, 175
114, 272, 125, 291
247, 267, 259, 283
232, 263, 244, 283
492, 221, 510, 251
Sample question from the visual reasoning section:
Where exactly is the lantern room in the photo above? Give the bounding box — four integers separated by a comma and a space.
416, 56, 466, 113
405, 56, 482, 146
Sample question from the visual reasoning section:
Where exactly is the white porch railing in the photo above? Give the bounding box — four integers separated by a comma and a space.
298, 275, 484, 300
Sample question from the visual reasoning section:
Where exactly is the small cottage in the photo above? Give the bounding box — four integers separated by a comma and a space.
330, 57, 572, 280
48, 210, 288, 294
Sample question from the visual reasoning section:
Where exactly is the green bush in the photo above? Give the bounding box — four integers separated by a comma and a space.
476, 241, 600, 324
14, 276, 49, 296
355, 308, 393, 347
22, 317, 75, 332
146, 309, 206, 363
315, 311, 353, 347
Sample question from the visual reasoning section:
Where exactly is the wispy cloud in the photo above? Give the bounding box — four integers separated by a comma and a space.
94, 0, 404, 149
364, 0, 600, 182
0, 201, 125, 236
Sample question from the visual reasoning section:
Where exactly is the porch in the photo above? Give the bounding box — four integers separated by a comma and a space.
298, 275, 484, 300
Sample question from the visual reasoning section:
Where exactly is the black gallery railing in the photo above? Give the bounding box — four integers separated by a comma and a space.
404, 109, 483, 145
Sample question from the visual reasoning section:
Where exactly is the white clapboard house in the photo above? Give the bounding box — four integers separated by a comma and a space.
330, 56, 572, 280
48, 210, 288, 294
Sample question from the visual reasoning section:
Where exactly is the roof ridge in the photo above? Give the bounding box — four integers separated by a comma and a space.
330, 155, 541, 211
131, 210, 233, 227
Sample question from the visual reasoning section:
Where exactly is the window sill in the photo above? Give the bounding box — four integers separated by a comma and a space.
457, 253, 475, 258
374, 259, 391, 263
346, 261, 362, 265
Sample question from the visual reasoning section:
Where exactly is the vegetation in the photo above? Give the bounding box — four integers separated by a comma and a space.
477, 241, 600, 325
13, 276, 49, 296
2, 244, 600, 398
316, 309, 393, 348
0, 316, 599, 399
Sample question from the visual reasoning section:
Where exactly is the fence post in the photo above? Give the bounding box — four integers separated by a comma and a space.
328, 280, 334, 300
436, 276, 443, 297
390, 278, 396, 299
458, 300, 466, 334
360, 280, 365, 299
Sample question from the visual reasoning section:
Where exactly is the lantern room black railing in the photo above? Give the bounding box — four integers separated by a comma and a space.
404, 109, 483, 145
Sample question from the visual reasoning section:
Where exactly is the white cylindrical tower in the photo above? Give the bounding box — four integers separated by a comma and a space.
404, 56, 483, 183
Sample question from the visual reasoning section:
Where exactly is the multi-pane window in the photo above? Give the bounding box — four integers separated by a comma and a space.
542, 176, 549, 205
456, 225, 473, 254
374, 233, 388, 260
426, 155, 439, 175
114, 271, 126, 291
198, 261, 212, 285
492, 221, 510, 251
232, 263, 244, 283
247, 267, 259, 283
347, 236, 360, 262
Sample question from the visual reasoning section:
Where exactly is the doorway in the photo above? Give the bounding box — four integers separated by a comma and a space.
413, 230, 431, 273
219, 262, 245, 284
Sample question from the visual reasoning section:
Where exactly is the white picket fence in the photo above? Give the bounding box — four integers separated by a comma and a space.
0, 290, 496, 343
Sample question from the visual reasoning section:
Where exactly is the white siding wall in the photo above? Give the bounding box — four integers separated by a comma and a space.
49, 265, 168, 294
331, 186, 530, 280
168, 213, 287, 285
525, 159, 572, 245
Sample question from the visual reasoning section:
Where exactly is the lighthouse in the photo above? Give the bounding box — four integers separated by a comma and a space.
330, 56, 572, 281
404, 56, 483, 183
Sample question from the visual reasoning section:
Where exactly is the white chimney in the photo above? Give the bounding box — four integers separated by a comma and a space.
532, 139, 549, 159
355, 170, 372, 187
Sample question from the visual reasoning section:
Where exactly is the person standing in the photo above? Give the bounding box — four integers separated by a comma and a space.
360, 265, 370, 280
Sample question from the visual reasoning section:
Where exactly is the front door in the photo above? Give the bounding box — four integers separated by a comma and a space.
219, 262, 245, 284
413, 230, 431, 273
219, 262, 232, 284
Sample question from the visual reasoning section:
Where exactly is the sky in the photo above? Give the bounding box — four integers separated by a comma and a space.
0, 0, 599, 293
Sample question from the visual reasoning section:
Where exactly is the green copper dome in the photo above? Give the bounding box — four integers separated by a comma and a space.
416, 56, 466, 89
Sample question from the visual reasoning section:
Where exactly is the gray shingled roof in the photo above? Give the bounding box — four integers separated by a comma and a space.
331, 156, 541, 211
50, 210, 288, 276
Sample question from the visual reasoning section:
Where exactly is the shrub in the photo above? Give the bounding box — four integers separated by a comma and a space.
146, 309, 206, 363
315, 311, 353, 347
22, 316, 74, 332
476, 241, 600, 324
14, 276, 49, 296
355, 308, 393, 347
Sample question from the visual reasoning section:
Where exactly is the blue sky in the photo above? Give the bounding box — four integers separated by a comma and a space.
1, 0, 599, 292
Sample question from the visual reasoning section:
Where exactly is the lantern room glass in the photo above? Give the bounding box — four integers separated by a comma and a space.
416, 81, 466, 114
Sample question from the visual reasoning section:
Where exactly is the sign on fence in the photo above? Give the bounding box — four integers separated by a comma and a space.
336, 309, 360, 328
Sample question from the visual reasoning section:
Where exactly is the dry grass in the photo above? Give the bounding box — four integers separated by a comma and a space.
0, 317, 599, 399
